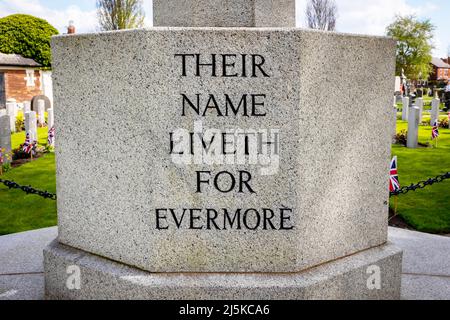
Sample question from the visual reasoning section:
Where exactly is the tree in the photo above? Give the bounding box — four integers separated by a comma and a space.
306, 0, 337, 31
386, 15, 435, 80
0, 14, 58, 68
97, 0, 145, 31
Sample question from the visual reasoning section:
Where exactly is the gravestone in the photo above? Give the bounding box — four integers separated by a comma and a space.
401, 97, 409, 121
0, 115, 11, 164
430, 98, 440, 126
44, 0, 402, 300
392, 96, 398, 142
23, 101, 31, 114
6, 99, 17, 117
47, 108, 54, 129
37, 100, 46, 126
24, 111, 38, 142
5, 102, 16, 133
407, 107, 420, 148
416, 98, 423, 122
31, 95, 51, 112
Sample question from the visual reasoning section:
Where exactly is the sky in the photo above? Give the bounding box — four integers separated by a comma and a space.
0, 0, 448, 57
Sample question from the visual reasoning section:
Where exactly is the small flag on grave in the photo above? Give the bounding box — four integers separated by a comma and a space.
22, 132, 33, 154
389, 156, 400, 193
48, 126, 55, 146
431, 120, 439, 140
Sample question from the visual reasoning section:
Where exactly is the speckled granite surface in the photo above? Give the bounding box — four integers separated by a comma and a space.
51, 28, 396, 273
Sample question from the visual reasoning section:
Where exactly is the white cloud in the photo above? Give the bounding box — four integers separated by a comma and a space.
0, 0, 97, 34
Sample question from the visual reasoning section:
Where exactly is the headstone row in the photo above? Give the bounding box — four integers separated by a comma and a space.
0, 100, 55, 165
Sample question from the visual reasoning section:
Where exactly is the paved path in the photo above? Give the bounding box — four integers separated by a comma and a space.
389, 227, 450, 300
0, 227, 57, 300
0, 226, 448, 300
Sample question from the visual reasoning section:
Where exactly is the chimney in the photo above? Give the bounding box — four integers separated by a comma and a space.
67, 20, 75, 34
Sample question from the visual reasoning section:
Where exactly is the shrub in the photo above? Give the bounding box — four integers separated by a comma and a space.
15, 113, 24, 132
1, 148, 12, 174
1, 162, 11, 174
394, 129, 407, 146
439, 118, 449, 128
0, 14, 58, 67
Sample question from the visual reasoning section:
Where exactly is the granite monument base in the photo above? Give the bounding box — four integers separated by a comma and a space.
44, 240, 402, 300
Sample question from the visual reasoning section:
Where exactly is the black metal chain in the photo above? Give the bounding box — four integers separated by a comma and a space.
390, 172, 450, 197
0, 179, 57, 200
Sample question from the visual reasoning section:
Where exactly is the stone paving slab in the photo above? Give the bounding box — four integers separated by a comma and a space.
0, 274, 44, 300
388, 227, 450, 276
401, 274, 450, 300
0, 227, 57, 274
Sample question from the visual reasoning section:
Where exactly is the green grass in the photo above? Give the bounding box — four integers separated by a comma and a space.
11, 127, 49, 150
391, 114, 450, 234
0, 153, 56, 235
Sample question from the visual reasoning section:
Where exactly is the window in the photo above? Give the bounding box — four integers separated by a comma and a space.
25, 69, 35, 87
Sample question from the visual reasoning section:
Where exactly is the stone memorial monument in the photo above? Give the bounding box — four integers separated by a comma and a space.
430, 98, 440, 126
23, 101, 31, 114
47, 108, 54, 129
392, 96, 398, 142
0, 115, 12, 164
401, 97, 409, 121
416, 97, 423, 122
24, 111, 38, 142
37, 100, 46, 126
407, 107, 420, 148
44, 0, 402, 299
5, 101, 16, 133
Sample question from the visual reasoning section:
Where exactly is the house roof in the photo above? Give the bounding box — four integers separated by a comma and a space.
0, 52, 41, 67
431, 57, 450, 69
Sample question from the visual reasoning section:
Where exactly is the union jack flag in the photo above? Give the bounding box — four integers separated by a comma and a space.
432, 120, 439, 139
22, 132, 34, 154
389, 156, 400, 192
48, 126, 55, 146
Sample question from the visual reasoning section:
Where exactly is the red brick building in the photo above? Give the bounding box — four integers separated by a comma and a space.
430, 57, 450, 81
0, 52, 43, 109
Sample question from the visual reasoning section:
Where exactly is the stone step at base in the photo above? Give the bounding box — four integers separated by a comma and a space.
44, 240, 402, 300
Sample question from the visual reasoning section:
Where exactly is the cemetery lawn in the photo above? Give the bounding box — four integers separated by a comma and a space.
11, 127, 49, 149
391, 114, 450, 234
0, 153, 56, 235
